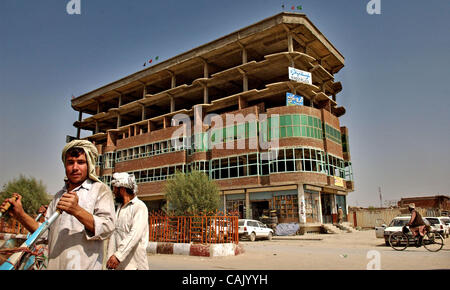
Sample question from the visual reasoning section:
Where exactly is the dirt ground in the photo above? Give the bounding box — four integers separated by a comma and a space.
147, 229, 450, 270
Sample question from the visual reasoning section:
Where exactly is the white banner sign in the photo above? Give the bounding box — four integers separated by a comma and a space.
288, 67, 312, 85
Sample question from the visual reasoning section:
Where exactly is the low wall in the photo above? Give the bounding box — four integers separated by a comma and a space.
349, 207, 430, 229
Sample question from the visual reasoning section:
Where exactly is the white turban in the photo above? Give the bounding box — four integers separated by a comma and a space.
62, 140, 101, 183
111, 172, 138, 194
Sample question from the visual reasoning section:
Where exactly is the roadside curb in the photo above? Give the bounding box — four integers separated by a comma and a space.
147, 242, 245, 257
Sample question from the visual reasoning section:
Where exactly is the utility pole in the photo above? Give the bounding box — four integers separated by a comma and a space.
379, 186, 382, 208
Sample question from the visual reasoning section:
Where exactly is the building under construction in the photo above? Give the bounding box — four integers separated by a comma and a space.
71, 12, 354, 229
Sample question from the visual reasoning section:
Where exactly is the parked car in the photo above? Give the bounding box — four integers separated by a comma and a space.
425, 217, 449, 238
375, 216, 412, 246
238, 219, 273, 241
440, 217, 450, 238
208, 219, 231, 236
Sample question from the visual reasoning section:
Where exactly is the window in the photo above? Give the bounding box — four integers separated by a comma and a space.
324, 123, 342, 144
266, 114, 323, 141
96, 154, 103, 168
268, 147, 326, 174
104, 152, 115, 169
326, 154, 345, 178
342, 133, 350, 153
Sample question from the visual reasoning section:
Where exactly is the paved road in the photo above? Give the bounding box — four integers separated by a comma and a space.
147, 230, 450, 270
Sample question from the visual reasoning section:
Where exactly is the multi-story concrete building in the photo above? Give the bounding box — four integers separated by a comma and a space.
71, 12, 354, 229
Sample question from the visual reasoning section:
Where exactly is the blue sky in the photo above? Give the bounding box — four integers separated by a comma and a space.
0, 0, 449, 207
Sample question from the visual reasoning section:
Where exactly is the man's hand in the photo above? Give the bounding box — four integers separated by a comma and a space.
106, 255, 120, 270
38, 205, 48, 215
1, 193, 25, 219
57, 191, 95, 234
56, 191, 81, 216
1, 193, 39, 232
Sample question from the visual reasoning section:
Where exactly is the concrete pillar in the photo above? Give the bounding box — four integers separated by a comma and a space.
203, 61, 209, 78
96, 101, 101, 114
223, 192, 226, 213
298, 184, 306, 225
203, 84, 208, 104
245, 190, 251, 219
238, 95, 247, 110
193, 105, 203, 134
118, 95, 122, 107
242, 47, 247, 64
95, 120, 99, 134
318, 192, 323, 224
116, 113, 121, 128
170, 96, 175, 112
171, 75, 176, 88
243, 74, 248, 92
143, 85, 147, 98
76, 110, 82, 139
287, 32, 294, 53
141, 104, 146, 120
332, 194, 337, 215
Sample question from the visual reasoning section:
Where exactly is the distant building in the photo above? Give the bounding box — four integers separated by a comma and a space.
398, 195, 449, 216
70, 13, 353, 228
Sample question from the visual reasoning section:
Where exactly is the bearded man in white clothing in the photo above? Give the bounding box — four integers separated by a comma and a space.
106, 172, 149, 270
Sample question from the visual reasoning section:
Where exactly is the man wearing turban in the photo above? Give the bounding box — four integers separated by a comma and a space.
106, 172, 149, 270
2, 140, 116, 269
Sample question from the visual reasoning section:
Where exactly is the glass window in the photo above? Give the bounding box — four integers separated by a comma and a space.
286, 126, 293, 137
292, 115, 300, 125
301, 115, 308, 125
280, 127, 286, 138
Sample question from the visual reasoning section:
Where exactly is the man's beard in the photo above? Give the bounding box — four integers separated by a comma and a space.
114, 195, 124, 204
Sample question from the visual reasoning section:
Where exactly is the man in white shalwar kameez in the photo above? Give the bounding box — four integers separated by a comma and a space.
106, 172, 149, 270
2, 140, 116, 270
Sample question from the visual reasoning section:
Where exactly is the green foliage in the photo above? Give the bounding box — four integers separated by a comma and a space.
0, 175, 51, 218
164, 170, 220, 215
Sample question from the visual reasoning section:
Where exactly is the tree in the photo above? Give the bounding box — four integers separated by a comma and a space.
164, 170, 220, 215
0, 175, 51, 218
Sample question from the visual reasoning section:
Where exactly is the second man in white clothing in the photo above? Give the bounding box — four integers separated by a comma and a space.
106, 172, 149, 270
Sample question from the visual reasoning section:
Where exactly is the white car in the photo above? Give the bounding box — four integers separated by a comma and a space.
238, 219, 273, 241
425, 217, 449, 238
439, 217, 450, 238
375, 216, 412, 246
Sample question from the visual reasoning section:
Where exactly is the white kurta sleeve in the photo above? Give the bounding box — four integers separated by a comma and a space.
85, 183, 116, 240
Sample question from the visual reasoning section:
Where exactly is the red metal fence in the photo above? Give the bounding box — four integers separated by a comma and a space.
149, 211, 239, 244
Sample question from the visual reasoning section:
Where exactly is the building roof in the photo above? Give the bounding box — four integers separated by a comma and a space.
71, 12, 345, 112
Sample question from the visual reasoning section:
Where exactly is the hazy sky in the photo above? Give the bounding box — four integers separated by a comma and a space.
0, 0, 449, 207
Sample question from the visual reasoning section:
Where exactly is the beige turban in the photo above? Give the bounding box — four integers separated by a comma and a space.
62, 140, 101, 183
111, 172, 138, 194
